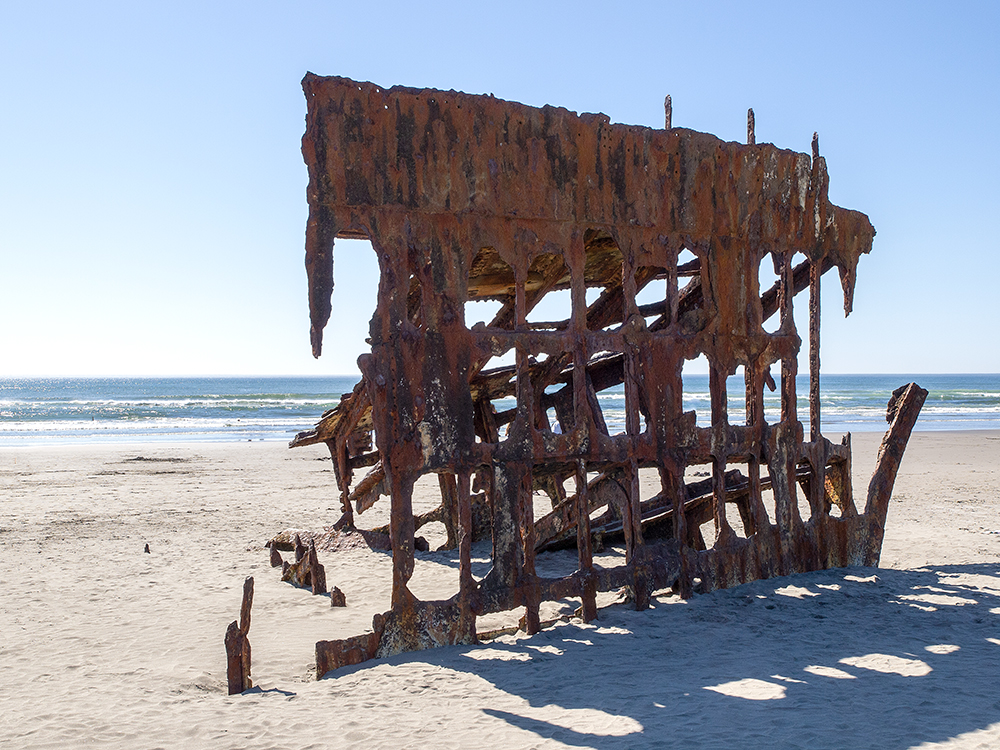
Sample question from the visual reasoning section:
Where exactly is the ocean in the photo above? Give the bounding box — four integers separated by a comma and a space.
1, 374, 998, 446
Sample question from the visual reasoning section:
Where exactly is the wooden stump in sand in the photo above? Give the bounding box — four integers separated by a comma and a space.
224, 576, 253, 695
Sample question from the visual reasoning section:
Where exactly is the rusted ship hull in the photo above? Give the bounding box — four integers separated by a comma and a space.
293, 74, 924, 677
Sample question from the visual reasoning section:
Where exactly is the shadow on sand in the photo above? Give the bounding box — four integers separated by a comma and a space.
345, 563, 1000, 749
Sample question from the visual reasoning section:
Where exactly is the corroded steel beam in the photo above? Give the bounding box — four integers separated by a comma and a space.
224, 576, 254, 695
293, 74, 922, 678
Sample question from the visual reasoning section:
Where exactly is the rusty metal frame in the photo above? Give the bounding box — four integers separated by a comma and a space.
293, 75, 926, 677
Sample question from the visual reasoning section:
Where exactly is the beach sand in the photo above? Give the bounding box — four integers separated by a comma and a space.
2, 431, 999, 749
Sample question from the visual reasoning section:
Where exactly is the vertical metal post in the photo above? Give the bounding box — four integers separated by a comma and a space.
667, 243, 679, 326
779, 254, 797, 425
709, 364, 730, 541
457, 470, 474, 598
623, 256, 641, 437
809, 132, 822, 442
575, 460, 597, 621
745, 363, 766, 534
390, 475, 415, 609
519, 467, 540, 634
456, 469, 477, 642
809, 259, 821, 441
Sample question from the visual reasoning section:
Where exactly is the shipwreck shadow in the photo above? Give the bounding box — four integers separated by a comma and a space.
377, 563, 1000, 749
240, 685, 297, 698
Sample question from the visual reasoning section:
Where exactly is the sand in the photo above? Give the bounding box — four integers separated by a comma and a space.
1, 431, 999, 749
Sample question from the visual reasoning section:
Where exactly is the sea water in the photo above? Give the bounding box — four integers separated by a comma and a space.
570, 373, 1000, 435
1, 374, 998, 446
0, 376, 359, 446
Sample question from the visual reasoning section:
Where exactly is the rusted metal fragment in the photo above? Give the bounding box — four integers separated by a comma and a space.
863, 383, 929, 565
291, 75, 922, 679
280, 538, 328, 595
316, 613, 386, 678
330, 587, 346, 607
224, 576, 253, 695
264, 528, 314, 551
376, 597, 477, 658
269, 526, 392, 553
350, 461, 385, 514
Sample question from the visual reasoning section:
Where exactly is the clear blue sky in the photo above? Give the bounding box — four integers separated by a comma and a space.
1, 1, 997, 376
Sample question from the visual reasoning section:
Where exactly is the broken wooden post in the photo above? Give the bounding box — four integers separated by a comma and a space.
224, 576, 253, 695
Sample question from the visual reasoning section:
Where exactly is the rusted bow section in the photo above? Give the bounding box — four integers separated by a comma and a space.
295, 74, 925, 678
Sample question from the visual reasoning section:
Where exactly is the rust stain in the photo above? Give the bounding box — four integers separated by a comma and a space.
290, 74, 926, 677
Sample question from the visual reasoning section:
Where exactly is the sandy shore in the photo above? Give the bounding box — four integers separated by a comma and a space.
1, 431, 999, 749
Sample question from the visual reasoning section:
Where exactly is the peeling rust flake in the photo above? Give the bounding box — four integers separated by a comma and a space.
287, 74, 923, 679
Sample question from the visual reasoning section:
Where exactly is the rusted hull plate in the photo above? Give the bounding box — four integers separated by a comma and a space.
296, 75, 922, 678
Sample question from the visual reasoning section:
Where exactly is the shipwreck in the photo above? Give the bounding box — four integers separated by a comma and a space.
288, 74, 926, 678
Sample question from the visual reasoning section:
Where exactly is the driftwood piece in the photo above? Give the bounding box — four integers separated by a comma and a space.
224, 576, 253, 695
